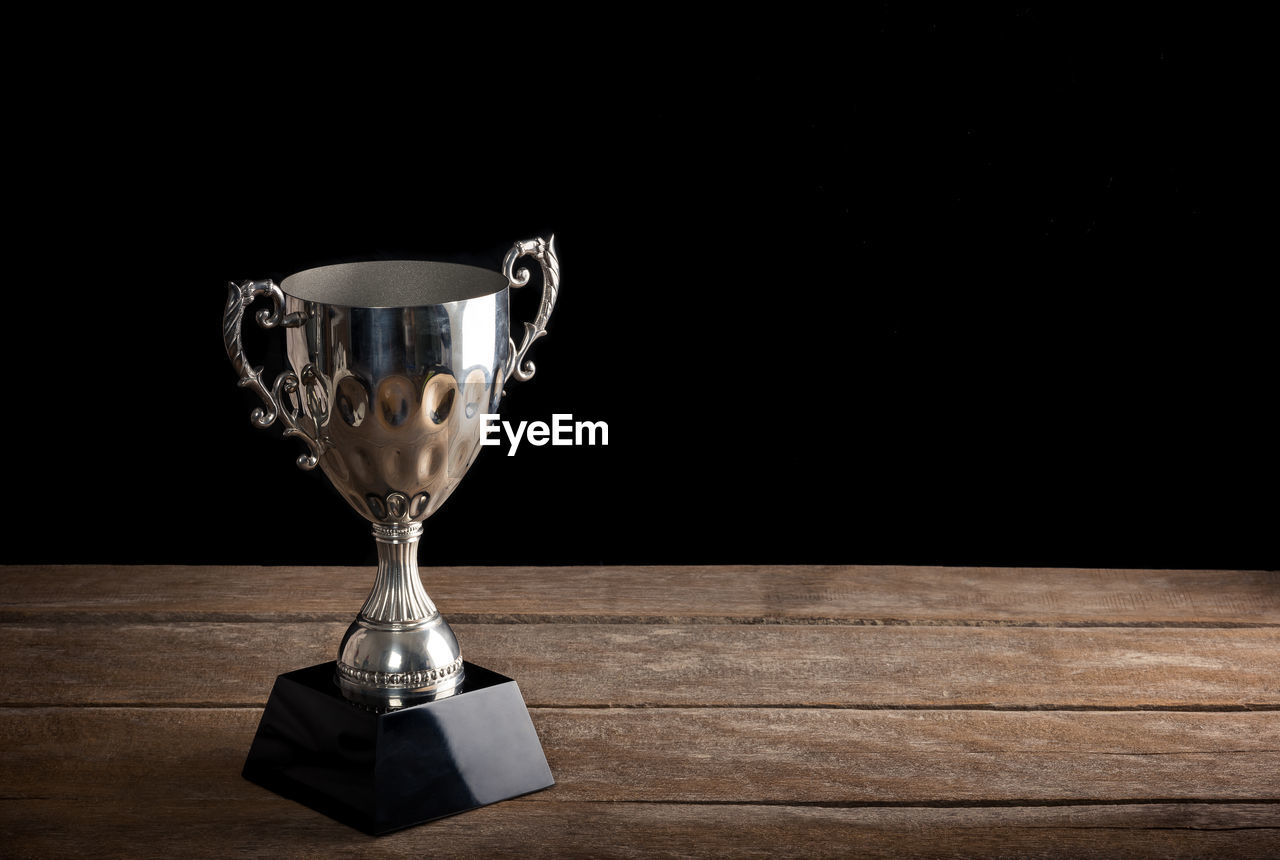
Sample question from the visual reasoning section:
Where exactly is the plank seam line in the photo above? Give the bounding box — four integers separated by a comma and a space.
1091, 826, 1280, 832
1, 615, 1277, 628
515, 798, 1280, 809
5, 798, 1272, 814
527, 703, 1280, 712
2, 703, 1279, 712
533, 704, 1280, 712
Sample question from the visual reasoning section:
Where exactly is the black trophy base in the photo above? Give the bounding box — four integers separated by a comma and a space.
242, 661, 554, 835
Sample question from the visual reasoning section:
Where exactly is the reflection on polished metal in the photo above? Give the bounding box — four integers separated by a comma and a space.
336, 521, 464, 710
223, 237, 559, 708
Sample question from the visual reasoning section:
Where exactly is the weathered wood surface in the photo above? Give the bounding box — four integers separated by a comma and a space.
2, 708, 1278, 804
1, 564, 1277, 856
2, 622, 1277, 708
4, 801, 1277, 859
0, 708, 1277, 856
3, 564, 1276, 624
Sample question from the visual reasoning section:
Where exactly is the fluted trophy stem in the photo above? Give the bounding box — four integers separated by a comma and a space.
360, 523, 437, 623
336, 523, 464, 708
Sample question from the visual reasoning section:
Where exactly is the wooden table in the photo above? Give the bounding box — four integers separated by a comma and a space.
1, 564, 1277, 857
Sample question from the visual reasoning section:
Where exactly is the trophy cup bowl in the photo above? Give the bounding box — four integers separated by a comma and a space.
223, 237, 558, 833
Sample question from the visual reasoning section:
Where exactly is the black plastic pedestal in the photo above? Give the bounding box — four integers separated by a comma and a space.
242, 661, 554, 835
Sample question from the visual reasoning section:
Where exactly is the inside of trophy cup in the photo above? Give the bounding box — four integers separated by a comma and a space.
280, 260, 507, 308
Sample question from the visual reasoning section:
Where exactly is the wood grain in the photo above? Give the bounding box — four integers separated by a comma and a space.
3, 801, 1277, 859
2, 563, 1276, 855
3, 622, 1278, 708
2, 708, 1277, 804
2, 564, 1276, 624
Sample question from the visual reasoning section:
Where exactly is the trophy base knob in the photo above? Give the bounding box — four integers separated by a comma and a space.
336, 613, 465, 708
242, 661, 554, 835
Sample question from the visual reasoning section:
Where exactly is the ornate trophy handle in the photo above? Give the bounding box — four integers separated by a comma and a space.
222, 279, 324, 470
502, 235, 560, 387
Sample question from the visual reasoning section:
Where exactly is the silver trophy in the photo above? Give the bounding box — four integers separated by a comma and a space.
224, 238, 559, 833
223, 237, 557, 708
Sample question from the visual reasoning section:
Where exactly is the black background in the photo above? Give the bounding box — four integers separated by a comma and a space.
7, 10, 1272, 569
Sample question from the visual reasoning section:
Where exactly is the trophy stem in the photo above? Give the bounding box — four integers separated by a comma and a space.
361, 523, 437, 623
335, 522, 464, 706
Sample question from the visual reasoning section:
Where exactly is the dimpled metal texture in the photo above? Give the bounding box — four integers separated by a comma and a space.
281, 268, 508, 527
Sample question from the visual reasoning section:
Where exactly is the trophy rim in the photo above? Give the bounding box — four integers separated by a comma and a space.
281, 259, 508, 310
